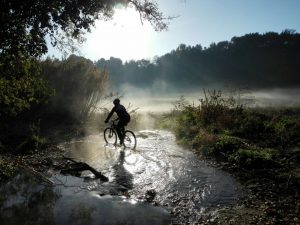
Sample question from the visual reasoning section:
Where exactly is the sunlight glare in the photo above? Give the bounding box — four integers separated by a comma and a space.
82, 7, 154, 61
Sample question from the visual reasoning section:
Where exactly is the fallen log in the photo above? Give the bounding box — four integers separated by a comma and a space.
61, 156, 109, 182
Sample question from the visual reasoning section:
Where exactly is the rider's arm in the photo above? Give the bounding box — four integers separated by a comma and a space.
105, 107, 115, 122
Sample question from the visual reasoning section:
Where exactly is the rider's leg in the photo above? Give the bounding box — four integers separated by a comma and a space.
120, 126, 125, 144
116, 121, 125, 144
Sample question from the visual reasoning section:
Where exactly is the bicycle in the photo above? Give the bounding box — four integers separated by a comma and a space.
104, 119, 137, 150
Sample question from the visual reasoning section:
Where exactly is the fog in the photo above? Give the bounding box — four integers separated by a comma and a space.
116, 87, 300, 114
252, 88, 300, 107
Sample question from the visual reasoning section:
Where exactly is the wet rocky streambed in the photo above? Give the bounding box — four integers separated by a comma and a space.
0, 130, 245, 224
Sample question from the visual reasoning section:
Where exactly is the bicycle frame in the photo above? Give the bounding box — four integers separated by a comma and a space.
104, 119, 136, 149
107, 119, 125, 142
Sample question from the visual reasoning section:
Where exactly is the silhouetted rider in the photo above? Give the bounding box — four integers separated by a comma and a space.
105, 98, 131, 145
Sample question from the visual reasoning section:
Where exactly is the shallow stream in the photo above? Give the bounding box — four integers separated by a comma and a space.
0, 130, 244, 224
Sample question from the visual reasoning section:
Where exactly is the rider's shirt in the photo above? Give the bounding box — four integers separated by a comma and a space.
107, 104, 130, 123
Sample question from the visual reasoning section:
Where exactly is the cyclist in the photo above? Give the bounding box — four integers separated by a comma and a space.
104, 98, 131, 145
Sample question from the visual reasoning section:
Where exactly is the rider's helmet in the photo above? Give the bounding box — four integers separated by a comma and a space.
113, 98, 120, 105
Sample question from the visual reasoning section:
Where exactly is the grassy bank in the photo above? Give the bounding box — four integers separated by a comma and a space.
156, 91, 300, 224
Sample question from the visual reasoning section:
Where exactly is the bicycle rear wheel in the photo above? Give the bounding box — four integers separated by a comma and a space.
104, 128, 117, 145
123, 130, 137, 150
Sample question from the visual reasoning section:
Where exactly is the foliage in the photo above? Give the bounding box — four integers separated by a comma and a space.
171, 89, 244, 140
228, 148, 279, 169
178, 90, 299, 149
0, 160, 17, 182
0, 55, 52, 151
232, 110, 300, 148
0, 0, 169, 58
0, 55, 108, 151
212, 135, 243, 155
42, 55, 108, 124
0, 57, 52, 116
28, 121, 47, 151
198, 89, 244, 131
161, 89, 300, 170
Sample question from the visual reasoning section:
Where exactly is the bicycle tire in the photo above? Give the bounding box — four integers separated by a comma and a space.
104, 127, 117, 145
123, 130, 137, 150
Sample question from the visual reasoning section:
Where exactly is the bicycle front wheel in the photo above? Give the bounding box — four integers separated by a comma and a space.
104, 128, 117, 145
123, 130, 137, 150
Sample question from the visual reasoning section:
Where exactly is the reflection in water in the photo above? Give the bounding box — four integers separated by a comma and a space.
112, 150, 133, 190
0, 172, 59, 225
0, 171, 170, 225
59, 135, 120, 172
70, 205, 95, 225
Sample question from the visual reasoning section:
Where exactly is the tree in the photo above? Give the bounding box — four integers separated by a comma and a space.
0, 0, 170, 58
93, 32, 300, 91
42, 55, 108, 123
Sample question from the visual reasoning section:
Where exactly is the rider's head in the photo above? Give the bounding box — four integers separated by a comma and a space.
113, 98, 120, 106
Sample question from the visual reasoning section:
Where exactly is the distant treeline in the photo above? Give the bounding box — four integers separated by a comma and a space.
96, 30, 300, 91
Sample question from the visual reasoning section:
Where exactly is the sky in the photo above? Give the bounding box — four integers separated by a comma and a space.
47, 0, 300, 62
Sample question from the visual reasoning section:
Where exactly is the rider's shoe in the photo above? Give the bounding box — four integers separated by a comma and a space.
115, 141, 123, 147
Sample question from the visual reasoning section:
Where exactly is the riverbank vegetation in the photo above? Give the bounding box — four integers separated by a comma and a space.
0, 55, 108, 153
156, 90, 300, 224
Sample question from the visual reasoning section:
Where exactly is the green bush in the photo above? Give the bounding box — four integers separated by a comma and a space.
198, 89, 244, 130
167, 90, 300, 167
192, 134, 244, 158
234, 112, 267, 142
272, 117, 300, 147
174, 105, 200, 140
229, 148, 279, 169
192, 132, 218, 156
213, 135, 243, 155
0, 57, 52, 116
166, 90, 300, 175
0, 161, 17, 182
192, 131, 215, 147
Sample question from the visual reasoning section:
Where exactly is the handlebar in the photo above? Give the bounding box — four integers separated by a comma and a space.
108, 118, 119, 125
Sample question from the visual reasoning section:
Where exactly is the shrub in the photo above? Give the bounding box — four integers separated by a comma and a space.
0, 161, 17, 182
192, 132, 218, 156
229, 148, 279, 169
0, 57, 52, 117
213, 135, 243, 155
169, 90, 300, 164
272, 117, 300, 147
234, 112, 267, 142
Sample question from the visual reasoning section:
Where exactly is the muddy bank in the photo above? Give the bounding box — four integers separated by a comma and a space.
192, 153, 300, 225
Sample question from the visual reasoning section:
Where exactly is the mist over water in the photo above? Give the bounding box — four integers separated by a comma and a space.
118, 87, 300, 114
253, 88, 300, 106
